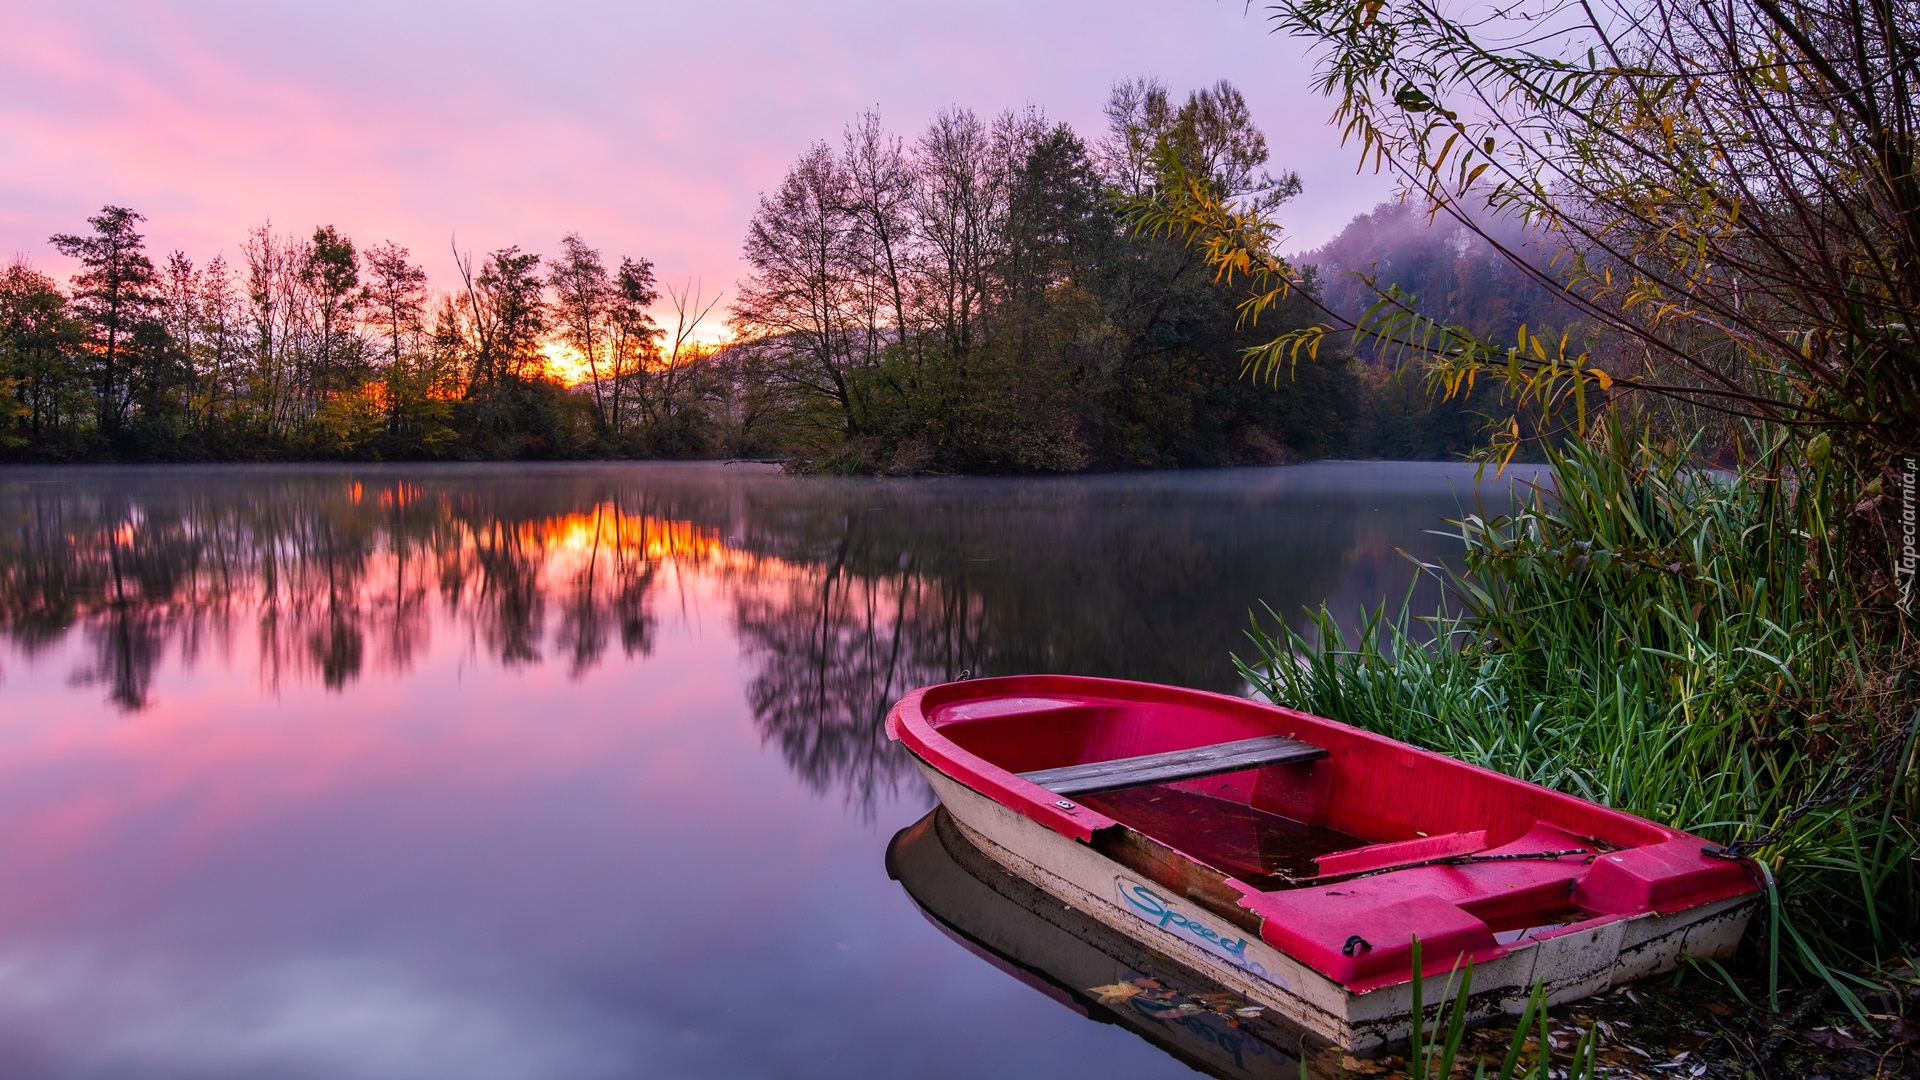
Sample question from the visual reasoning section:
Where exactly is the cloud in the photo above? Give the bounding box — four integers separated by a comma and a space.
0, 945, 645, 1079
0, 1, 1391, 320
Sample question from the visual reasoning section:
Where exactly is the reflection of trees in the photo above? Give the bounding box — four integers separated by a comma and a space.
0, 463, 1506, 815
74, 604, 168, 710
722, 468, 1485, 816
471, 519, 545, 667
735, 541, 968, 816
0, 469, 711, 709
554, 504, 661, 679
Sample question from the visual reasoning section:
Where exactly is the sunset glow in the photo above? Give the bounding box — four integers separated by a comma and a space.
538, 343, 594, 387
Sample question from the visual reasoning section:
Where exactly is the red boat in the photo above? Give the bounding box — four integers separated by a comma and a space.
886, 675, 1762, 1052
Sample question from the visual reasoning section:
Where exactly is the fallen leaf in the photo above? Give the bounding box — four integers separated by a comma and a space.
1234, 1006, 1264, 1018
1086, 982, 1144, 1005
1804, 1027, 1868, 1050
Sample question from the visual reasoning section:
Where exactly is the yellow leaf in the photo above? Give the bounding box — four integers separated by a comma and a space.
1591, 368, 1612, 390
1087, 983, 1145, 1005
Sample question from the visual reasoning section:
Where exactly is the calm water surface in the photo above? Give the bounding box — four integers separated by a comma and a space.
0, 461, 1541, 1079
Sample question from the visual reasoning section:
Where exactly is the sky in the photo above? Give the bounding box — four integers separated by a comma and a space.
0, 0, 1395, 340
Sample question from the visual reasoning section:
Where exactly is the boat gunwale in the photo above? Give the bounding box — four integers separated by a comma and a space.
888, 674, 1685, 851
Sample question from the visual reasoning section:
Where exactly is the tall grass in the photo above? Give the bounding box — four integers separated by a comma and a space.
1242, 424, 1917, 1013
1398, 947, 1591, 1080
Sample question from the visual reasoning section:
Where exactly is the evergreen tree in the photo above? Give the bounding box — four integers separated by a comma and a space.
48, 206, 161, 434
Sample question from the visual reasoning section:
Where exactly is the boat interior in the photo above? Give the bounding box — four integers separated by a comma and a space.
931, 687, 1664, 877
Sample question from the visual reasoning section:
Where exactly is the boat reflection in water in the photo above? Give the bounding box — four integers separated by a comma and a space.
888, 808, 1344, 1080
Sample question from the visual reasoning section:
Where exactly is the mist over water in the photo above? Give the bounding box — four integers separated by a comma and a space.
0, 461, 1538, 1079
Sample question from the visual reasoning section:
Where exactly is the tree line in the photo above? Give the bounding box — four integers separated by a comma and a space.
0, 210, 740, 460
1, 77, 1552, 469
727, 80, 1358, 472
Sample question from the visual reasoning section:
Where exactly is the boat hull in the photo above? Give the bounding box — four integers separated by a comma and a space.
912, 756, 1756, 1053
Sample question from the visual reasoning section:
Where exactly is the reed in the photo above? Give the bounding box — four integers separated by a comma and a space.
1242, 423, 1918, 1016
1395, 950, 1584, 1080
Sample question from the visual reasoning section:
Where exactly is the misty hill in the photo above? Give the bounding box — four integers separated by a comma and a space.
1299, 199, 1580, 362
1296, 201, 1582, 459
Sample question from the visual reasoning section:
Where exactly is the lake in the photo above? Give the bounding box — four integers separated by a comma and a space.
0, 461, 1541, 1079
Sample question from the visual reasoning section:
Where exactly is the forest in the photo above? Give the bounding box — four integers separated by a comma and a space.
0, 79, 1559, 470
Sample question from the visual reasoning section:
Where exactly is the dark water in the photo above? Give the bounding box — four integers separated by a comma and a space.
0, 461, 1541, 1079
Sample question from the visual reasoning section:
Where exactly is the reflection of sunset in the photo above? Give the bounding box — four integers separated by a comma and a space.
0, 464, 1462, 721
537, 505, 726, 564
0, 481, 816, 702
377, 483, 425, 510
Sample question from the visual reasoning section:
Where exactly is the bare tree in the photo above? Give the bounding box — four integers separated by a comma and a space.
363, 242, 427, 373
731, 142, 869, 436
645, 278, 723, 436
842, 111, 918, 366
1097, 77, 1176, 199
549, 233, 614, 434
198, 254, 242, 422
241, 224, 313, 435
913, 108, 1005, 370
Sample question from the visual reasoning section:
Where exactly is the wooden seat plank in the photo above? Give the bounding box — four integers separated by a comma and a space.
1018, 734, 1326, 797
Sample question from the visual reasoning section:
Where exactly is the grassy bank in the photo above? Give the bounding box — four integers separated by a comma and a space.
1240, 428, 1917, 1015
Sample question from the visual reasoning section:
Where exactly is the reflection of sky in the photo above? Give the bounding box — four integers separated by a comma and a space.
0, 569, 1162, 1077
0, 462, 1544, 1077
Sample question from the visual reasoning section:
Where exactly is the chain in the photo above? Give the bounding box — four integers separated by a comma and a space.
1282, 847, 1591, 887
1706, 706, 1919, 860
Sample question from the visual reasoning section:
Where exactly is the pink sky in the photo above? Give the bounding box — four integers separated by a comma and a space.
0, 1, 1393, 337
